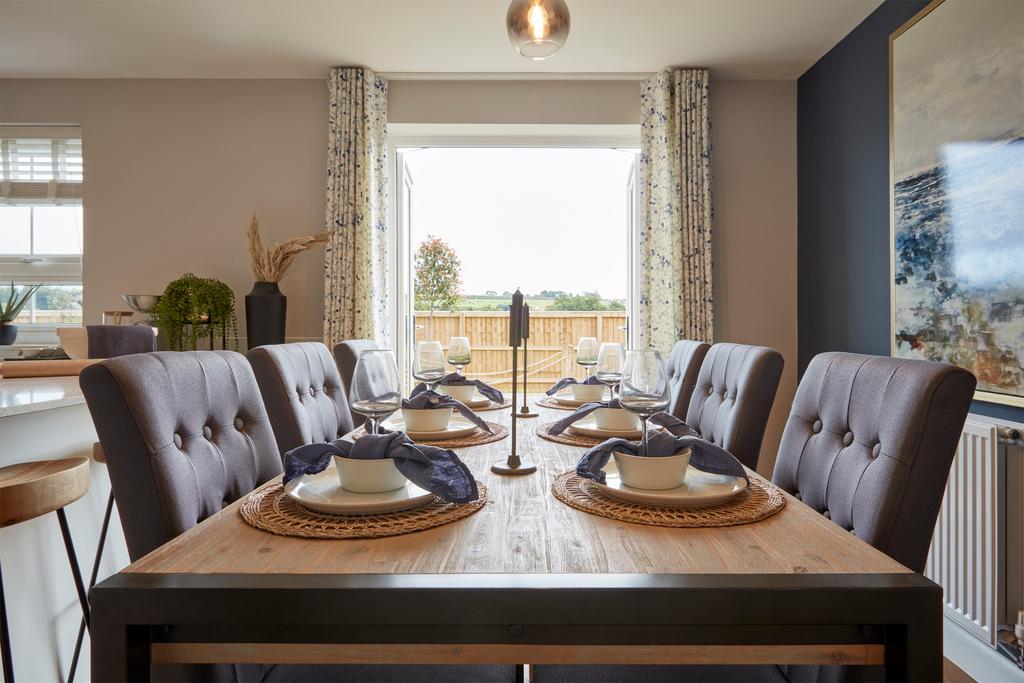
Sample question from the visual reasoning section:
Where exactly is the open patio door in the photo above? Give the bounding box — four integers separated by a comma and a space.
392, 149, 415, 389
626, 150, 640, 348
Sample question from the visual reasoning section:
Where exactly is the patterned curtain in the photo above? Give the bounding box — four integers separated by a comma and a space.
323, 67, 390, 347
638, 68, 713, 354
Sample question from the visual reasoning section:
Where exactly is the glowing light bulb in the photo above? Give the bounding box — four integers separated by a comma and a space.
527, 3, 549, 41
506, 0, 570, 60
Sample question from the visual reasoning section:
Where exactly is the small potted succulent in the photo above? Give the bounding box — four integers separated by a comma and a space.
0, 282, 41, 345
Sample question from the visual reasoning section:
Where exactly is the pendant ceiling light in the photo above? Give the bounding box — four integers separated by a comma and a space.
506, 0, 571, 61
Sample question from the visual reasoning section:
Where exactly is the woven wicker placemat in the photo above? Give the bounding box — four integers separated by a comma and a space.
352, 422, 508, 449
551, 470, 785, 528
536, 421, 605, 447
239, 482, 488, 539
472, 400, 513, 412
535, 397, 577, 411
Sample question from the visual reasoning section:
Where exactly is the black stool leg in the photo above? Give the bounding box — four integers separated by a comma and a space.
0, 559, 14, 683
55, 508, 90, 631
68, 491, 114, 683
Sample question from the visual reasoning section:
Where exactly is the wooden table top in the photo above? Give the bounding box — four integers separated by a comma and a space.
126, 405, 910, 577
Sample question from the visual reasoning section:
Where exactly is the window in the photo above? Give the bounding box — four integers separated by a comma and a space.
392, 142, 640, 392
0, 128, 84, 337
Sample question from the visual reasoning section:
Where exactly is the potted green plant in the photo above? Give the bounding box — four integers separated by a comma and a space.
151, 274, 239, 351
0, 282, 41, 345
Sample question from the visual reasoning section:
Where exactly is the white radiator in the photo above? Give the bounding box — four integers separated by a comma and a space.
925, 415, 1024, 656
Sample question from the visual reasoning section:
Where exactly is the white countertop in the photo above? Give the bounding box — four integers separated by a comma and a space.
0, 376, 87, 417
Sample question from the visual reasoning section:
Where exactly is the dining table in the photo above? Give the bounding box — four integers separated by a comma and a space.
90, 404, 941, 682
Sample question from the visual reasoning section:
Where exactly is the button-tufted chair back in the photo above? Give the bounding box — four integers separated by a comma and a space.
772, 352, 976, 573
666, 340, 711, 419
80, 351, 282, 561
333, 339, 379, 428
685, 343, 784, 470
247, 342, 354, 457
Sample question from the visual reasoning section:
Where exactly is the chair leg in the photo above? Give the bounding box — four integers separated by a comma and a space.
68, 491, 114, 683
55, 508, 91, 631
0, 559, 14, 683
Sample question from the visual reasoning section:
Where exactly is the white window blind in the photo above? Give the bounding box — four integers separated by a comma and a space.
0, 127, 83, 205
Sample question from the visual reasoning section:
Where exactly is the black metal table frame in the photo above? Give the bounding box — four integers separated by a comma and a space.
91, 572, 942, 682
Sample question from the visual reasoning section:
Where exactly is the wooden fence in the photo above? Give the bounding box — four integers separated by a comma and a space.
414, 311, 628, 393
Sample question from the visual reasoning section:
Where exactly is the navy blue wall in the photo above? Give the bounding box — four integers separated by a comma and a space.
796, 0, 1024, 423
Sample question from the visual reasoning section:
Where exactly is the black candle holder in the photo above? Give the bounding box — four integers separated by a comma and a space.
492, 289, 537, 476
518, 303, 538, 418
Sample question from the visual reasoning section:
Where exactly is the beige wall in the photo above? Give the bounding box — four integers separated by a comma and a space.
0, 78, 797, 470
711, 80, 798, 474
0, 79, 329, 341
389, 80, 641, 124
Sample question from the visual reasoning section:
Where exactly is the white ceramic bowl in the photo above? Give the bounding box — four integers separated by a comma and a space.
571, 384, 606, 402
612, 448, 692, 490
401, 406, 454, 432
56, 327, 89, 359
333, 456, 408, 493
438, 384, 475, 403
593, 408, 641, 431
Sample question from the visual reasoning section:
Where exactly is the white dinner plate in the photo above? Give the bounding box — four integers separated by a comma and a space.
553, 394, 585, 407
381, 415, 480, 441
567, 417, 643, 439
285, 469, 434, 515
595, 462, 748, 508
463, 396, 491, 409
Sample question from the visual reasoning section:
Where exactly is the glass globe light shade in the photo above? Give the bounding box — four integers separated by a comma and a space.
506, 0, 570, 60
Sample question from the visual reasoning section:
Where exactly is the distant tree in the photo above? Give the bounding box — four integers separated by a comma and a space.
538, 290, 565, 298
606, 299, 626, 311
485, 290, 497, 296
550, 292, 606, 311
414, 235, 463, 337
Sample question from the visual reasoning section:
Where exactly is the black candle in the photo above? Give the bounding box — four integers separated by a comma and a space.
522, 303, 530, 340
509, 288, 524, 346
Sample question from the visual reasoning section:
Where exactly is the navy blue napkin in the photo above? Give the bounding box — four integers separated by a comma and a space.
402, 388, 493, 434
283, 432, 479, 504
575, 414, 750, 486
548, 399, 626, 435
412, 372, 504, 404
546, 375, 604, 396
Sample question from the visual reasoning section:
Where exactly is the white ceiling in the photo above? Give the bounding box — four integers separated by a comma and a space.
0, 0, 883, 80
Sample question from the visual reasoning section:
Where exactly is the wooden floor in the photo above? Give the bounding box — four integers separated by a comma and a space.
944, 657, 974, 683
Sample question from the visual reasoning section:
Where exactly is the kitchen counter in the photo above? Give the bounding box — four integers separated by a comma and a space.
0, 375, 87, 417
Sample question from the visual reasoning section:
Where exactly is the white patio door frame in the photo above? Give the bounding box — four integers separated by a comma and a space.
387, 123, 641, 389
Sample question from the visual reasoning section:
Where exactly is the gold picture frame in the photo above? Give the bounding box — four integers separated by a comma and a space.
889, 0, 1024, 408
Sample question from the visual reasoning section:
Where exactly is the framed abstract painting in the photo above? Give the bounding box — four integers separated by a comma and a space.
890, 0, 1024, 407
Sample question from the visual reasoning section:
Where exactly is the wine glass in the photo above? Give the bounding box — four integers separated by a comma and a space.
447, 336, 472, 373
349, 349, 401, 435
619, 349, 671, 455
576, 337, 599, 377
595, 342, 625, 401
413, 340, 446, 386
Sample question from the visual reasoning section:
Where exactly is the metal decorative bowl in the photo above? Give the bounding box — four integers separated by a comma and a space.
121, 294, 161, 313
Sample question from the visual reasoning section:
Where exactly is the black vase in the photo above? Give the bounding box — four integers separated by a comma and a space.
0, 323, 16, 346
245, 282, 286, 350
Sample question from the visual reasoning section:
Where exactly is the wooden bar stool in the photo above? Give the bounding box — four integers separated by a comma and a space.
0, 457, 91, 683
67, 445, 114, 683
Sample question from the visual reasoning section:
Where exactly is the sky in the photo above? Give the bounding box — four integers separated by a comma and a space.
403, 147, 635, 300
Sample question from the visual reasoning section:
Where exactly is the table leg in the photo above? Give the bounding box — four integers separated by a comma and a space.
883, 611, 942, 681
91, 598, 151, 682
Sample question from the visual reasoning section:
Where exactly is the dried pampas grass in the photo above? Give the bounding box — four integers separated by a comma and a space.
247, 214, 329, 282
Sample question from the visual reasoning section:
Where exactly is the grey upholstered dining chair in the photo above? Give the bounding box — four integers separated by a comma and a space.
333, 339, 379, 428
684, 342, 785, 470
80, 350, 513, 683
86, 324, 157, 358
535, 352, 976, 683
247, 342, 354, 458
665, 340, 711, 419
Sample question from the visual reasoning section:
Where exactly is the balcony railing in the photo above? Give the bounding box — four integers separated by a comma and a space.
414, 310, 627, 393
